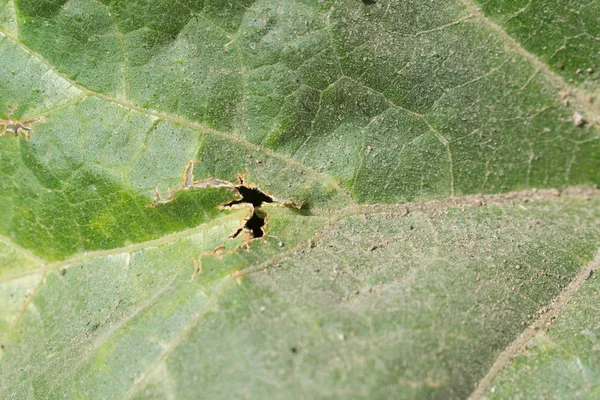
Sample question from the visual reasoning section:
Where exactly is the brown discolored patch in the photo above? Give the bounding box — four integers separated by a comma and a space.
189, 245, 232, 281
190, 257, 203, 281
212, 245, 226, 255
230, 270, 244, 284
148, 160, 236, 207
0, 117, 46, 140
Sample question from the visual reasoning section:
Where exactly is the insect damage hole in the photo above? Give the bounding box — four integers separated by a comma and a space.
227, 180, 273, 240
224, 185, 273, 208
150, 161, 279, 241
243, 210, 267, 238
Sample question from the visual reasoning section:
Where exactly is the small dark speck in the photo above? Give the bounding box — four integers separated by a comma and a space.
362, 0, 376, 4
586, 270, 594, 280
291, 347, 297, 354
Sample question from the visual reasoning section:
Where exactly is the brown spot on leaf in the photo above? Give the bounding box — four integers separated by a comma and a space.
0, 117, 46, 140
190, 257, 203, 281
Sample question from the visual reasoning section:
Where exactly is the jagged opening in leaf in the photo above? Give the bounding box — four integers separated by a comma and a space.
244, 212, 266, 238
224, 185, 273, 208
227, 184, 273, 240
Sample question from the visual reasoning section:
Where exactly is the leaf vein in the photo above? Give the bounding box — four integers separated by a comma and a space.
467, 251, 600, 400
459, 0, 600, 126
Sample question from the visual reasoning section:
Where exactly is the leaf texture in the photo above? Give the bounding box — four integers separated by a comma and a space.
1, 0, 600, 399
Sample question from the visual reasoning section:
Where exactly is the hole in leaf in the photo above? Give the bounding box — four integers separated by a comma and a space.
244, 211, 266, 238
151, 161, 280, 241
227, 184, 273, 240
224, 185, 273, 208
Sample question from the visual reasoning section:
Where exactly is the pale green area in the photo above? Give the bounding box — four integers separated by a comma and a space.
0, 0, 17, 37
0, 207, 327, 398
2, 200, 600, 399
0, 271, 41, 334
0, 237, 43, 332
0, 0, 600, 398
0, 236, 42, 279
489, 262, 600, 399
0, 35, 82, 119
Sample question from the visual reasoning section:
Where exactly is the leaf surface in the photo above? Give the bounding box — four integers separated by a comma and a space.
1, 0, 600, 399
487, 263, 600, 399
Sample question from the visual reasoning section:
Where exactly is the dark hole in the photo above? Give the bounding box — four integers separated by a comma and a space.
227, 185, 272, 239
230, 210, 266, 239
291, 347, 297, 353
225, 185, 273, 208
362, 0, 376, 4
244, 212, 266, 238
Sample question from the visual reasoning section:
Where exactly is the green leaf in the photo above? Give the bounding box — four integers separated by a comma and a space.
472, 0, 600, 89
1, 0, 599, 398
485, 260, 600, 399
